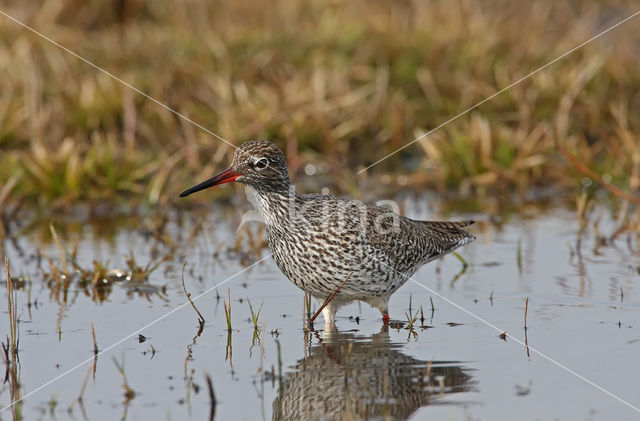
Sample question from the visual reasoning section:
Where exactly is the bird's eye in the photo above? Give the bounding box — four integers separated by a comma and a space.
255, 158, 269, 170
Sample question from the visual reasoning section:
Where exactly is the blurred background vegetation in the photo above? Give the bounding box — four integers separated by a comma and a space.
0, 0, 638, 211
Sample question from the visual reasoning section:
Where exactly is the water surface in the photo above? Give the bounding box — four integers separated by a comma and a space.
2, 194, 639, 420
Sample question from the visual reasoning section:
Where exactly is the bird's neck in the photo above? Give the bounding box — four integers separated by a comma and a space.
245, 185, 299, 226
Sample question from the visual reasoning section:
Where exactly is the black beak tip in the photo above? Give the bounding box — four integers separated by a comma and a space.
179, 167, 238, 199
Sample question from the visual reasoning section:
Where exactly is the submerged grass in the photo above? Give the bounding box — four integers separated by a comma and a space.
112, 356, 136, 403
204, 373, 217, 421
67, 362, 92, 416
0, 1, 638, 211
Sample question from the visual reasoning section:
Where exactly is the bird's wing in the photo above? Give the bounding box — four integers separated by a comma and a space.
364, 207, 475, 268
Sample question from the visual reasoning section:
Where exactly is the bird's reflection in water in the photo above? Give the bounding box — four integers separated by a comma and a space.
273, 326, 475, 420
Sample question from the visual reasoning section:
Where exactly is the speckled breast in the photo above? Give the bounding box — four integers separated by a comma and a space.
265, 224, 411, 300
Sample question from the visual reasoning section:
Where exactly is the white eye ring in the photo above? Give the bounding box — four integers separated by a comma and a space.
255, 158, 269, 170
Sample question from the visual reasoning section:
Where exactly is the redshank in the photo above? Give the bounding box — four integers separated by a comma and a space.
180, 140, 475, 329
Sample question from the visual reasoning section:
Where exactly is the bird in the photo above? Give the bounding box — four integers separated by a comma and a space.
180, 140, 475, 330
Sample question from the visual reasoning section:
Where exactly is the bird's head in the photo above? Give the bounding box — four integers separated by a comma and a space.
179, 140, 291, 198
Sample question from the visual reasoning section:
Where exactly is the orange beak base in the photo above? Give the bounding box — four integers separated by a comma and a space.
179, 168, 239, 197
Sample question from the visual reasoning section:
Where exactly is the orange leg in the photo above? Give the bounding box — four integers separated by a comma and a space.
382, 312, 390, 324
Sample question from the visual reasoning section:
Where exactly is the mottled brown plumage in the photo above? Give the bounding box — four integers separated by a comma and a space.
181, 140, 475, 329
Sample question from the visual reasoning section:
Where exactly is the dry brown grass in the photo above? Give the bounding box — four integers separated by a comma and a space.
0, 0, 638, 209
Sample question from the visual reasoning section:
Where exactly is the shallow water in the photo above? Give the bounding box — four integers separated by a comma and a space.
2, 193, 640, 420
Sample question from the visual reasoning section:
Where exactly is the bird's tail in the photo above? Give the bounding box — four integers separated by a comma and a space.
418, 220, 476, 249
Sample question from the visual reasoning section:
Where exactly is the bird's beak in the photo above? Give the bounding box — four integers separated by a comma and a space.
179, 168, 240, 197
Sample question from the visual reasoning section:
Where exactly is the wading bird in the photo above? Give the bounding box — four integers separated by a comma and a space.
180, 140, 474, 330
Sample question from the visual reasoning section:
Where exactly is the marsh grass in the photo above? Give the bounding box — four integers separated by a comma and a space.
49, 223, 69, 276
4, 258, 19, 360
524, 297, 529, 331
39, 222, 170, 310
91, 321, 98, 355
223, 289, 233, 364
3, 257, 22, 418
181, 261, 205, 331
517, 238, 523, 275
223, 289, 232, 332
303, 292, 312, 324
404, 310, 419, 329
247, 298, 263, 330
125, 251, 169, 283
247, 298, 264, 347
0, 1, 638, 212
404, 296, 420, 338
